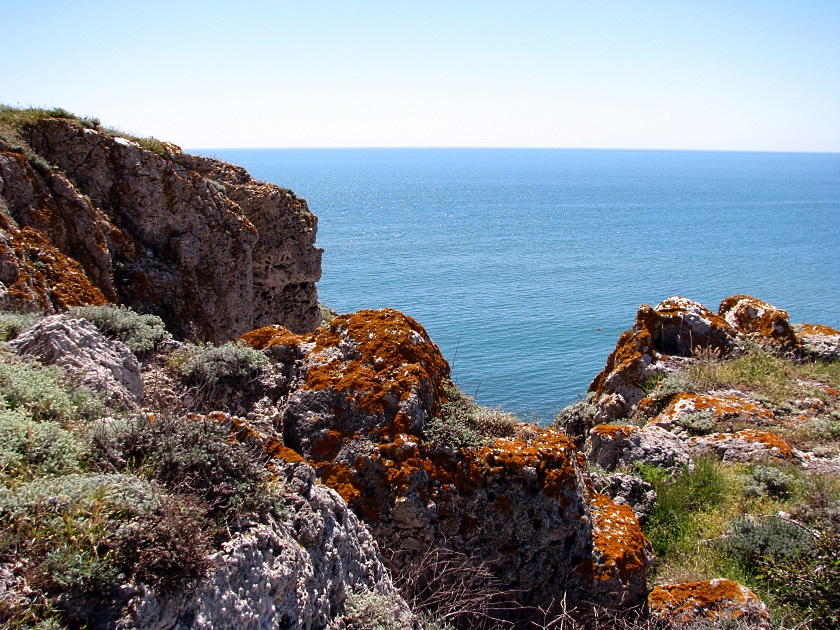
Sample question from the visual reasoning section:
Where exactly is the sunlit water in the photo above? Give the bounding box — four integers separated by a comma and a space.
199, 148, 840, 422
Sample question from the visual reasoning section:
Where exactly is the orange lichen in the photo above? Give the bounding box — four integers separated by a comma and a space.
797, 323, 840, 337
311, 429, 345, 460
239, 324, 308, 350
719, 295, 796, 346
592, 424, 635, 439
649, 579, 768, 623
320, 462, 365, 504
734, 429, 794, 458
589, 493, 651, 586
655, 393, 774, 425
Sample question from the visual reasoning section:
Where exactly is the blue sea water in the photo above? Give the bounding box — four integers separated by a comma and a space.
200, 148, 840, 422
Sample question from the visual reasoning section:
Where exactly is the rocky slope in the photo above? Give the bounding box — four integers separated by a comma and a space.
0, 109, 322, 341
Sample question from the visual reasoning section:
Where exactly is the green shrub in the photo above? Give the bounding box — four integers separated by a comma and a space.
424, 416, 485, 450
0, 311, 41, 341
440, 383, 517, 439
723, 516, 815, 576
0, 473, 211, 626
740, 465, 795, 499
552, 398, 597, 447
168, 341, 269, 387
0, 354, 77, 423
677, 411, 717, 436
88, 414, 281, 524
637, 457, 729, 558
70, 304, 170, 354
0, 409, 82, 482
341, 588, 406, 630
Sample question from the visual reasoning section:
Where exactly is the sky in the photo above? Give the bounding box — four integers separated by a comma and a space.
3, 1, 839, 151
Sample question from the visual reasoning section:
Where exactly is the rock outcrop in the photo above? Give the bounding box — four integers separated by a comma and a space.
243, 309, 653, 611
0, 115, 322, 341
648, 578, 771, 626
9, 314, 143, 409
123, 458, 418, 630
588, 424, 693, 473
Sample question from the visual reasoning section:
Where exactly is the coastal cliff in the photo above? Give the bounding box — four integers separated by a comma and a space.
1, 108, 839, 629
0, 107, 322, 341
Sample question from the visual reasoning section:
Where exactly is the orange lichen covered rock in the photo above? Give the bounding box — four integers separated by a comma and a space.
794, 322, 840, 362
719, 294, 797, 348
687, 429, 796, 463
649, 393, 775, 433
649, 578, 770, 625
589, 297, 736, 421
275, 309, 651, 608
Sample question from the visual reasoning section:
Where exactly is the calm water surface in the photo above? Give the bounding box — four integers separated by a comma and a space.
199, 148, 840, 422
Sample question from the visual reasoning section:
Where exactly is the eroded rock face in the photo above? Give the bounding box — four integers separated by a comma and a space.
9, 314, 143, 409
648, 578, 771, 626
795, 323, 840, 362
1, 118, 322, 341
589, 471, 657, 526
648, 393, 776, 435
686, 429, 797, 464
242, 309, 653, 611
123, 459, 418, 630
588, 424, 693, 473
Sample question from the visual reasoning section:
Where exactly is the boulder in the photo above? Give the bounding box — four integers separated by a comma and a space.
648, 578, 771, 626
9, 314, 143, 409
243, 309, 654, 610
794, 323, 840, 362
686, 429, 796, 463
588, 471, 657, 525
122, 459, 418, 630
588, 424, 693, 473
589, 297, 736, 422
648, 392, 775, 435
719, 294, 797, 349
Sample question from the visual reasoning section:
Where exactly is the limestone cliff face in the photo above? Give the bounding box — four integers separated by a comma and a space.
0, 116, 322, 341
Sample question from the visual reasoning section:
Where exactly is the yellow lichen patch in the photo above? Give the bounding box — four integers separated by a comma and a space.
592, 424, 636, 439
589, 493, 651, 586
649, 579, 768, 623
734, 429, 794, 458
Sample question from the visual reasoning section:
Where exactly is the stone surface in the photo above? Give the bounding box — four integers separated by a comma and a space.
719, 294, 797, 349
9, 314, 143, 409
1, 118, 322, 341
648, 578, 771, 626
588, 296, 737, 422
588, 424, 693, 473
648, 392, 776, 435
686, 429, 797, 463
242, 309, 653, 610
588, 471, 657, 525
122, 458, 418, 630
794, 322, 840, 362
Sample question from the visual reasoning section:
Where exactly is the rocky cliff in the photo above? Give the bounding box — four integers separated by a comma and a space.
0, 109, 322, 341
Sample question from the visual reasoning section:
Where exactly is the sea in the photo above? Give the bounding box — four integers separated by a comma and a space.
198, 148, 840, 424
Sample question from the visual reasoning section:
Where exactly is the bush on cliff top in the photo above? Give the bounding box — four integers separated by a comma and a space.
167, 341, 269, 387
70, 304, 170, 354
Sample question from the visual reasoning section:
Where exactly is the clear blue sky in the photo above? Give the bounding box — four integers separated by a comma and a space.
3, 1, 839, 151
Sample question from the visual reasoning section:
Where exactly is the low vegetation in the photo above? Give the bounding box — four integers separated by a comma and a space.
167, 341, 269, 387
424, 382, 517, 450
70, 305, 170, 354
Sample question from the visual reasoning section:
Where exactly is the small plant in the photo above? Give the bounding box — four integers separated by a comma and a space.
88, 414, 282, 525
552, 398, 597, 447
70, 304, 170, 354
0, 351, 97, 424
168, 341, 269, 387
0, 311, 41, 341
640, 372, 664, 396
677, 411, 717, 436
740, 465, 795, 499
0, 409, 82, 482
424, 416, 485, 450
722, 516, 814, 577
341, 588, 407, 630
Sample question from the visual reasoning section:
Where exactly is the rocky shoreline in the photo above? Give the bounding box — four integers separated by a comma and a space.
2, 108, 839, 629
